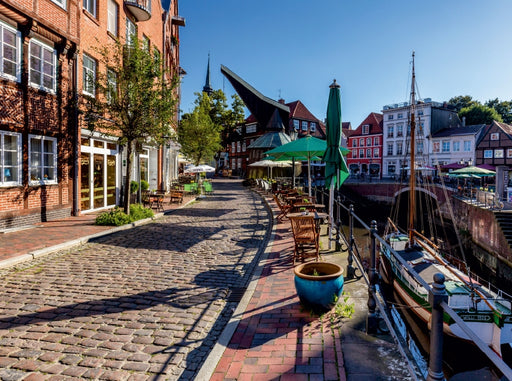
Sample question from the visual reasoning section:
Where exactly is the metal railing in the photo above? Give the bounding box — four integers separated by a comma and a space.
312, 187, 512, 381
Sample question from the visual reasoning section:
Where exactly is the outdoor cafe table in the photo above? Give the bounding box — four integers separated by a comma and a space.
148, 192, 165, 211
291, 203, 325, 213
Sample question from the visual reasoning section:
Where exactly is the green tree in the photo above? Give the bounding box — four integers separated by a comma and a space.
485, 98, 512, 124
178, 92, 222, 165
180, 90, 245, 168
85, 37, 179, 214
448, 95, 479, 113
459, 104, 503, 125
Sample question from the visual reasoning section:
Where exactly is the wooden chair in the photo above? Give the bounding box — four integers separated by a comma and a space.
289, 215, 320, 263
169, 190, 183, 204
273, 194, 291, 223
141, 190, 151, 208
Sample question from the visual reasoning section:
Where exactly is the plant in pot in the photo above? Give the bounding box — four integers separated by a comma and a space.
294, 261, 344, 312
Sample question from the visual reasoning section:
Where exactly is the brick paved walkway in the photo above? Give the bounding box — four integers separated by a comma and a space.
0, 179, 271, 380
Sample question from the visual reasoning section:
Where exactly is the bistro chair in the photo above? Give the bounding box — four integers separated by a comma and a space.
289, 215, 320, 263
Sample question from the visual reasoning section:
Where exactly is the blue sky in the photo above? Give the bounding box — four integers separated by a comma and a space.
178, 0, 512, 127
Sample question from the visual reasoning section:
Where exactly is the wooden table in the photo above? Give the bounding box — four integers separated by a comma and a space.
149, 192, 165, 211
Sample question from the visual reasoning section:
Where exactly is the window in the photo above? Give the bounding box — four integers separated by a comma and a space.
387, 143, 393, 156
464, 141, 471, 152
51, 0, 66, 8
495, 149, 504, 158
246, 124, 256, 134
142, 35, 150, 51
310, 122, 316, 132
29, 135, 57, 183
83, 0, 96, 17
359, 149, 364, 158
397, 124, 403, 137
231, 142, 235, 153
366, 149, 371, 157
507, 149, 512, 158
362, 124, 369, 134
0, 131, 21, 185
236, 141, 241, 153
398, 113, 403, 119
387, 125, 394, 138
107, 0, 119, 36
352, 139, 357, 147
388, 163, 396, 174
242, 142, 246, 152
418, 110, 424, 116
374, 137, 379, 145
29, 40, 56, 93
0, 21, 21, 81
107, 69, 117, 103
484, 150, 493, 158
359, 138, 364, 147
491, 133, 499, 141
373, 148, 379, 158
82, 54, 96, 96
293, 120, 299, 130
301, 121, 308, 131
366, 138, 371, 146
442, 141, 450, 152
417, 141, 423, 154
140, 149, 148, 182
418, 122, 424, 136
126, 19, 136, 45
396, 142, 403, 155
433, 142, 440, 153
453, 141, 460, 152
388, 114, 394, 120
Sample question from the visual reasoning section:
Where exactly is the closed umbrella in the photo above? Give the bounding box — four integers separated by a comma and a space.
265, 135, 327, 196
322, 79, 350, 249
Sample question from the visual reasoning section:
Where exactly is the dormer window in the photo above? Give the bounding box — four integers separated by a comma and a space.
362, 124, 369, 134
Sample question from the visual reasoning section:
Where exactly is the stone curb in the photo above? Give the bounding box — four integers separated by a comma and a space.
195, 189, 276, 380
0, 197, 197, 270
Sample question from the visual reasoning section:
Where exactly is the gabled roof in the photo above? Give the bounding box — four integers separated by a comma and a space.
431, 124, 486, 138
349, 112, 383, 137
287, 100, 319, 122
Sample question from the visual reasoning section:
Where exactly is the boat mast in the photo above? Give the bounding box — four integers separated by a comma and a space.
408, 52, 416, 242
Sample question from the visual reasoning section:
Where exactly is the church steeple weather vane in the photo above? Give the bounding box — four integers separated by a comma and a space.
203, 53, 213, 95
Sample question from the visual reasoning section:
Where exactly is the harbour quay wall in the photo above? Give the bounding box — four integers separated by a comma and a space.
344, 182, 512, 284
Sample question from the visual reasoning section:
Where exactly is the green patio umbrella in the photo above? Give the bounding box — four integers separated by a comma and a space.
322, 80, 350, 249
265, 135, 327, 196
449, 165, 496, 177
323, 80, 349, 189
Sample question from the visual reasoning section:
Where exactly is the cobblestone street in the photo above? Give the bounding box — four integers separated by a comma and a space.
0, 180, 271, 380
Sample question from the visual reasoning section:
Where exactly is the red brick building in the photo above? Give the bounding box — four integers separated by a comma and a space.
0, 0, 79, 230
346, 112, 383, 178
0, 0, 183, 228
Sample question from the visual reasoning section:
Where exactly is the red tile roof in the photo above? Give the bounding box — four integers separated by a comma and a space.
350, 112, 383, 136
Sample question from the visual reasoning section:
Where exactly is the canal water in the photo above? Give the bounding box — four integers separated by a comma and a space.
334, 190, 505, 380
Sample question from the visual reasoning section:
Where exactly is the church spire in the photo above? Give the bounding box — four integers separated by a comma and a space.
203, 53, 213, 95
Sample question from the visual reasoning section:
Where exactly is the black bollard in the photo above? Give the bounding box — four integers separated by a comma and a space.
427, 273, 448, 381
366, 220, 378, 334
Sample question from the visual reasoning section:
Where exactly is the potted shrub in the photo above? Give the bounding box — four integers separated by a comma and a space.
294, 262, 344, 312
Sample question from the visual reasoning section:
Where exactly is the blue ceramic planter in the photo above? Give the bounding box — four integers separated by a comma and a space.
294, 262, 344, 312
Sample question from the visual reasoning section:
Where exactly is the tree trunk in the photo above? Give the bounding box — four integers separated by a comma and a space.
124, 140, 134, 215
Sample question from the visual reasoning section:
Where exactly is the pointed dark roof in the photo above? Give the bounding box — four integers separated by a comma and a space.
221, 65, 290, 128
431, 124, 486, 138
266, 109, 285, 130
203, 54, 213, 95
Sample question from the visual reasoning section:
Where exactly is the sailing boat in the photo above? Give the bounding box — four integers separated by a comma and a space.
379, 52, 512, 363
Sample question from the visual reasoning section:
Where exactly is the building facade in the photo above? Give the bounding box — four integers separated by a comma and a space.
0, 0, 183, 228
0, 0, 79, 230
381, 99, 459, 178
430, 124, 485, 167
346, 112, 383, 178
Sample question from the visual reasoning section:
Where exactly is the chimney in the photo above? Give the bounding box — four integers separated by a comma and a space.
462, 116, 466, 126
278, 98, 285, 104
